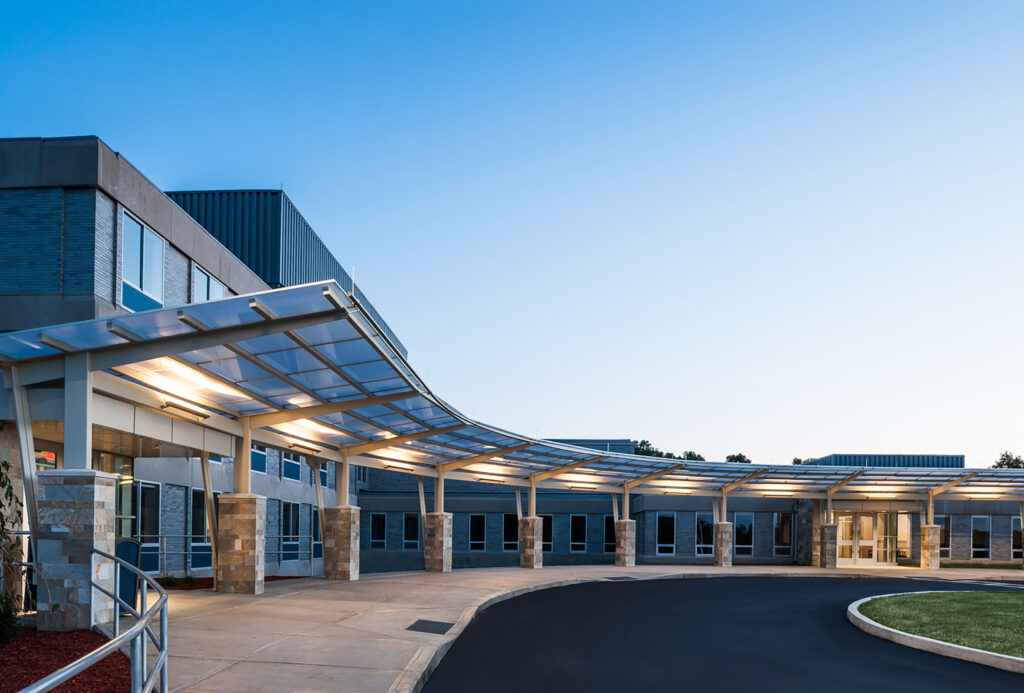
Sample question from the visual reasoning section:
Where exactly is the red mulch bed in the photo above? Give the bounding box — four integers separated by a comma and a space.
159, 575, 308, 590
0, 627, 130, 693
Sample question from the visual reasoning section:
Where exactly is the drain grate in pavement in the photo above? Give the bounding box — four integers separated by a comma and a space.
604, 576, 636, 581
407, 619, 455, 635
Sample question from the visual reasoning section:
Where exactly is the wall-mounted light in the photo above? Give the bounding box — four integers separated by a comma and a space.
161, 399, 209, 419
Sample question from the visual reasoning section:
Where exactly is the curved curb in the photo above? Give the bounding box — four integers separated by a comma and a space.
847, 591, 1024, 675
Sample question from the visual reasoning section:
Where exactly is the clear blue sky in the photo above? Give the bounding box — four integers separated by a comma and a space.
3, 2, 1023, 467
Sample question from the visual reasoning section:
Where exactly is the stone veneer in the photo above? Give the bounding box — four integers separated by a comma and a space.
615, 519, 636, 567
323, 505, 359, 580
518, 516, 543, 569
35, 469, 117, 631
921, 524, 940, 570
714, 522, 733, 567
216, 494, 265, 594
819, 524, 838, 569
424, 512, 452, 573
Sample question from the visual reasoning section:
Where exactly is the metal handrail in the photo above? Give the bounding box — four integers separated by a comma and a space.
19, 548, 169, 693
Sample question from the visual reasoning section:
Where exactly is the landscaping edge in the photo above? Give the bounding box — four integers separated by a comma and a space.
847, 591, 1024, 675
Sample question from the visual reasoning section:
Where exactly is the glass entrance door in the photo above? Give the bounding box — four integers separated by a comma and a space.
836, 512, 901, 566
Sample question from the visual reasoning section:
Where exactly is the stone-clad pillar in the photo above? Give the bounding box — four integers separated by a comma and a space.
216, 494, 266, 594
519, 516, 543, 569
921, 524, 940, 570
323, 505, 359, 580
615, 519, 636, 567
424, 512, 452, 573
35, 470, 117, 631
819, 524, 838, 569
714, 522, 733, 567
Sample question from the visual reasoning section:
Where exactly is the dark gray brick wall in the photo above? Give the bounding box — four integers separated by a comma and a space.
164, 245, 189, 307
62, 189, 96, 295
0, 188, 66, 294
161, 483, 187, 575
95, 191, 116, 303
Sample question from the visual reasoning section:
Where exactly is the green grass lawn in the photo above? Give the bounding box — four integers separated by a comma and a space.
859, 591, 1024, 658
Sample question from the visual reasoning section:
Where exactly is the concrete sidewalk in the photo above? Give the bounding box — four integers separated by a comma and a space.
163, 564, 1024, 693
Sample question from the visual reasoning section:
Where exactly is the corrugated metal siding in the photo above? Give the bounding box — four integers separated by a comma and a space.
167, 189, 407, 357
168, 191, 281, 285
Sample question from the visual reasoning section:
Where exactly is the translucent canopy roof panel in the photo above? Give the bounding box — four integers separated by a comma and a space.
2, 280, 1023, 495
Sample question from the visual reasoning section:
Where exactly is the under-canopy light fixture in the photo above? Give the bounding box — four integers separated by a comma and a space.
161, 399, 209, 419
476, 474, 506, 483
970, 493, 1000, 500
663, 489, 692, 495
762, 490, 793, 497
383, 460, 414, 471
568, 483, 597, 490
289, 441, 321, 455
866, 493, 897, 499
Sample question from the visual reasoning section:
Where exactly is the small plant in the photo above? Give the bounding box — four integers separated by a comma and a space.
160, 576, 180, 587
0, 588, 18, 643
182, 575, 197, 586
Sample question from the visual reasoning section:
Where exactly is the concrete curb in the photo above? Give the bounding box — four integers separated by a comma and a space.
396, 568, 979, 693
847, 591, 1024, 675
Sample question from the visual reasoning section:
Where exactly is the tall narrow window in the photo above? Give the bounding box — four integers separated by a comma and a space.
503, 514, 519, 551
282, 451, 302, 481
250, 444, 267, 474
773, 512, 793, 556
696, 512, 714, 556
657, 513, 676, 555
135, 482, 162, 573
403, 512, 419, 550
541, 515, 553, 552
1013, 516, 1022, 560
282, 501, 300, 561
734, 513, 754, 556
121, 212, 164, 311
189, 488, 214, 569
317, 461, 328, 487
936, 515, 950, 558
192, 266, 227, 303
972, 515, 991, 559
603, 515, 616, 553
312, 506, 322, 559
570, 515, 587, 553
469, 514, 486, 551
371, 512, 386, 549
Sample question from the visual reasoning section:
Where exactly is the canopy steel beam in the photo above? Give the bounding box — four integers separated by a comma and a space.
437, 444, 531, 474
247, 392, 420, 429
926, 472, 980, 524
341, 424, 464, 457
718, 469, 770, 518
827, 470, 865, 495
624, 464, 685, 490
531, 456, 606, 482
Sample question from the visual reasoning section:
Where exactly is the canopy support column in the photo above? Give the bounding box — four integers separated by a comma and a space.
615, 483, 636, 567
199, 451, 219, 581
714, 490, 732, 567
217, 418, 264, 593
519, 478, 542, 569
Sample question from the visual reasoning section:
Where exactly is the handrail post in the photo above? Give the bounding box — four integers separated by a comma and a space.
113, 560, 120, 639
140, 579, 148, 681
160, 535, 167, 578
130, 634, 143, 693
160, 602, 169, 692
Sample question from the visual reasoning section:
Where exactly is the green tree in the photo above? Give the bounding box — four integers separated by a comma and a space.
632, 440, 704, 460
0, 457, 24, 642
992, 451, 1024, 469
792, 458, 805, 465
726, 453, 752, 464
681, 450, 705, 461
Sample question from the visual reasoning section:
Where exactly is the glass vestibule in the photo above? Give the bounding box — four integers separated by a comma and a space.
836, 511, 910, 567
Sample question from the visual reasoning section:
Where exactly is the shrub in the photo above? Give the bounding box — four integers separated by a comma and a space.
0, 589, 19, 643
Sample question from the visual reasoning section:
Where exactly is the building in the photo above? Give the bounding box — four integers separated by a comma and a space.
2, 136, 1024, 633
798, 454, 965, 468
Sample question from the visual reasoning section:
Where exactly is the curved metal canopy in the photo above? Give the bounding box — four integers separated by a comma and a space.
2, 281, 1022, 500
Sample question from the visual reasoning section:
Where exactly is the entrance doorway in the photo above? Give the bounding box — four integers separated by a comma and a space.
836, 512, 909, 567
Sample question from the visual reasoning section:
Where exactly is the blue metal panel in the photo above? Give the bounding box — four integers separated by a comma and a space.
804, 453, 964, 468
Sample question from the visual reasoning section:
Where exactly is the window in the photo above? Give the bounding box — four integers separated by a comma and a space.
189, 489, 217, 570
282, 501, 300, 561
135, 482, 161, 573
313, 461, 327, 487
282, 451, 302, 481
972, 515, 991, 559
657, 513, 676, 555
356, 466, 368, 483
570, 515, 587, 553
541, 515, 553, 552
251, 444, 267, 474
1013, 516, 1022, 560
192, 266, 227, 303
696, 512, 714, 556
371, 512, 386, 549
469, 514, 486, 551
773, 512, 793, 556
312, 506, 322, 559
122, 212, 164, 311
936, 515, 950, 558
403, 512, 420, 550
503, 514, 519, 552
734, 513, 754, 556
604, 516, 616, 553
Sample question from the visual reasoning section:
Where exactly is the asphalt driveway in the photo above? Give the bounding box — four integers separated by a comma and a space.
423, 576, 1023, 692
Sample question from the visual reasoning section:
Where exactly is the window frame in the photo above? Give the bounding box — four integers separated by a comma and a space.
935, 514, 951, 558
1013, 515, 1022, 561
403, 512, 420, 550
734, 512, 754, 556
502, 513, 519, 552
250, 444, 267, 475
370, 512, 386, 550
469, 513, 486, 552
603, 515, 616, 553
312, 505, 322, 559
541, 514, 553, 553
695, 511, 715, 556
569, 514, 587, 553
656, 512, 676, 555
121, 211, 165, 308
281, 501, 300, 562
282, 451, 302, 481
773, 512, 794, 557
971, 515, 991, 559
